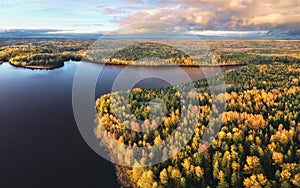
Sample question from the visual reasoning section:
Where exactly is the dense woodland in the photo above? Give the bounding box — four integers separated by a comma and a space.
95, 61, 300, 187
0, 39, 90, 68
107, 42, 195, 66
0, 39, 300, 68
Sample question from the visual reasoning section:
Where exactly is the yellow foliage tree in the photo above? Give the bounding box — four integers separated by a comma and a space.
272, 152, 283, 165
159, 168, 168, 185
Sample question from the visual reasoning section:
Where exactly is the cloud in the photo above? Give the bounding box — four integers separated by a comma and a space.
243, 13, 300, 27
123, 0, 142, 3
113, 6, 217, 34
0, 29, 103, 38
114, 21, 183, 35
114, 7, 183, 34
188, 30, 268, 37
1, 0, 299, 38
245, 14, 286, 26
106, 0, 300, 38
98, 7, 131, 14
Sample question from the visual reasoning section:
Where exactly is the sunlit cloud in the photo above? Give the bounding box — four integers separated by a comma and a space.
112, 0, 300, 35
0, 0, 299, 38
188, 30, 269, 37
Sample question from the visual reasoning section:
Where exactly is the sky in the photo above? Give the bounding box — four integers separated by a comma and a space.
0, 0, 299, 38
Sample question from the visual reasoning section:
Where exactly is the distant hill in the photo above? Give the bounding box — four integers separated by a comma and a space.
108, 42, 196, 66
0, 29, 103, 39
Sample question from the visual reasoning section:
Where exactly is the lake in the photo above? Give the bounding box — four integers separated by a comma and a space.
0, 61, 237, 187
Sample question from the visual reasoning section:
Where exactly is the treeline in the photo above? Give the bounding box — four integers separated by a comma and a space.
95, 62, 300, 187
0, 39, 91, 68
1, 39, 300, 68
9, 52, 82, 68
217, 52, 300, 65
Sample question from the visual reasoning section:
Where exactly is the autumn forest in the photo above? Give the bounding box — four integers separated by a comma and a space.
94, 41, 300, 187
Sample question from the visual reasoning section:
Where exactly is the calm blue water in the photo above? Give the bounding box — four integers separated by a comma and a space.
0, 62, 120, 188
0, 61, 236, 187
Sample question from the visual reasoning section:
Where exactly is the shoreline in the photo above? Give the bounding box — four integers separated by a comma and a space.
99, 61, 247, 68
8, 61, 64, 70
6, 60, 246, 70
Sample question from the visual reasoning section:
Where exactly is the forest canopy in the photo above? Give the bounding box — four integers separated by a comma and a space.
95, 61, 300, 188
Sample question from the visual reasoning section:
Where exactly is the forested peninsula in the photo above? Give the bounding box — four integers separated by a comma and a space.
96, 61, 300, 188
